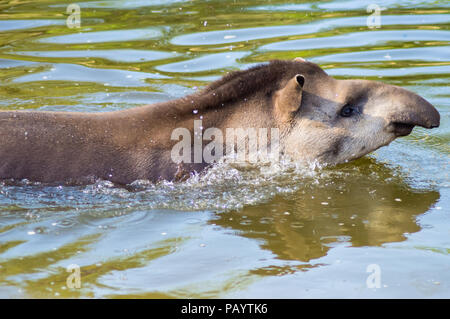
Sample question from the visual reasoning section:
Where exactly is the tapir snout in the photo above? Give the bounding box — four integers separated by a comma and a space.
385, 86, 440, 136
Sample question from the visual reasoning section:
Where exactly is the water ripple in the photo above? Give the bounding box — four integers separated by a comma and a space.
171, 15, 449, 46
39, 27, 165, 44
13, 63, 168, 86
260, 30, 450, 52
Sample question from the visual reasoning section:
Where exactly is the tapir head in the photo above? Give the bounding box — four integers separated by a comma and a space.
274, 58, 440, 164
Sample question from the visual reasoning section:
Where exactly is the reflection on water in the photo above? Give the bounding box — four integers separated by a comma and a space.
0, 158, 443, 298
214, 160, 439, 263
0, 0, 448, 298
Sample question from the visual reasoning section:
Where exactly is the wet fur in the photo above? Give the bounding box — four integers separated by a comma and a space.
0, 60, 439, 184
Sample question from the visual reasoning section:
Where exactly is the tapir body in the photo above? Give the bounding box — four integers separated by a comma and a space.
0, 59, 440, 184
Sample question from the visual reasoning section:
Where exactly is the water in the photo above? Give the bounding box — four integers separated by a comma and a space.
0, 0, 449, 298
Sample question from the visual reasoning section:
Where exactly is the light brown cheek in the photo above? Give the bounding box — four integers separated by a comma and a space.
283, 125, 343, 160
341, 122, 393, 159
358, 120, 392, 146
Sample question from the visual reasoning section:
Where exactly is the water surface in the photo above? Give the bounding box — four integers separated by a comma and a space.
0, 0, 448, 298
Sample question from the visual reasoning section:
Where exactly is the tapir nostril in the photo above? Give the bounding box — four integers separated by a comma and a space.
425, 114, 440, 129
428, 117, 440, 129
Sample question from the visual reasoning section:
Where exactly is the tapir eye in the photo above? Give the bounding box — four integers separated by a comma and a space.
340, 104, 357, 117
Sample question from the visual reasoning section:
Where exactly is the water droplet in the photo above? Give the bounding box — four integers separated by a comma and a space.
290, 222, 304, 229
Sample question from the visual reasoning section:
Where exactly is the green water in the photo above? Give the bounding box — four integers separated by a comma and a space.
0, 0, 449, 298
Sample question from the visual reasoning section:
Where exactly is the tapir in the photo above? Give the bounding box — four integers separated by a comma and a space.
0, 58, 440, 184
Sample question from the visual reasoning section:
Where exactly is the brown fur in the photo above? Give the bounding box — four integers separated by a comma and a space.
0, 59, 440, 184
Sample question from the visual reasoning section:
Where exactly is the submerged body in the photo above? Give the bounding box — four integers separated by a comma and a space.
0, 59, 440, 184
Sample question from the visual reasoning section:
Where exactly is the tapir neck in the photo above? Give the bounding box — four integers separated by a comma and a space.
136, 92, 278, 145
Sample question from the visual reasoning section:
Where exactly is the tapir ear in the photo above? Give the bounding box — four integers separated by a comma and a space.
274, 74, 305, 122
294, 57, 306, 63
295, 74, 305, 88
